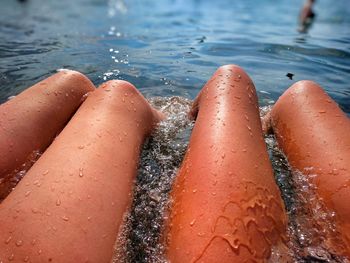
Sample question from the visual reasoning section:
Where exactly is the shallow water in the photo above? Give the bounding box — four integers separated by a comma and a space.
0, 0, 349, 113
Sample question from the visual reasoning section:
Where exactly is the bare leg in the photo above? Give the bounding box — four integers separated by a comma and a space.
270, 81, 350, 257
165, 65, 289, 262
0, 70, 95, 199
0, 80, 162, 262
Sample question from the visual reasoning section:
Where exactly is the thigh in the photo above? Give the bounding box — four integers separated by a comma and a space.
0, 80, 161, 263
0, 70, 95, 200
271, 80, 350, 257
165, 65, 289, 262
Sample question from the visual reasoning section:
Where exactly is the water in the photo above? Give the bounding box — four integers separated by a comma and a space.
1, 0, 350, 262
0, 0, 349, 113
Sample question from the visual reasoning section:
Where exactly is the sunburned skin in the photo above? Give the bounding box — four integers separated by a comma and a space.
165, 65, 290, 262
270, 81, 350, 257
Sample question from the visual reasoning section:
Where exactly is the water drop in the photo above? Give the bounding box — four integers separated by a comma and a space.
5, 236, 12, 244
25, 191, 31, 197
8, 254, 15, 261
79, 168, 84, 177
56, 199, 61, 206
190, 219, 196, 226
78, 145, 85, 149
16, 240, 23, 247
61, 216, 69, 221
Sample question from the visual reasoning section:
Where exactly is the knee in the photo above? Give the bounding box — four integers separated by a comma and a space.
93, 80, 148, 109
55, 69, 95, 94
216, 64, 247, 76
271, 80, 326, 119
285, 80, 324, 97
98, 80, 140, 98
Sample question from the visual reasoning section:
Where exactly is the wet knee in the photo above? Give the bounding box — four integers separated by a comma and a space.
285, 80, 324, 97
217, 64, 246, 75
55, 69, 95, 95
271, 80, 326, 119
98, 80, 140, 98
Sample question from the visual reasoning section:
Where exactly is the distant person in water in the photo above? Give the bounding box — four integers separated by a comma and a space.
298, 0, 316, 32
0, 66, 349, 262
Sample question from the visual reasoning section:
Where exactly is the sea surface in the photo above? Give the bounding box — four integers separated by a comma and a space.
0, 0, 349, 111
0, 0, 349, 262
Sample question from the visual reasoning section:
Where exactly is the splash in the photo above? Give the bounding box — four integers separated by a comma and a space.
265, 132, 348, 262
112, 96, 194, 263
0, 150, 42, 202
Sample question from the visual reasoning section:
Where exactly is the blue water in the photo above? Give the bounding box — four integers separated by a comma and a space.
0, 0, 349, 112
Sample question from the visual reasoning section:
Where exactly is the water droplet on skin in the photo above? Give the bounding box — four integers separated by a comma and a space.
23, 256, 30, 262
319, 110, 326, 113
190, 219, 196, 226
8, 254, 15, 261
56, 199, 61, 206
16, 240, 23, 247
192, 189, 197, 193
43, 170, 49, 176
5, 236, 12, 244
61, 216, 69, 221
25, 191, 31, 197
78, 145, 85, 149
37, 250, 42, 255
31, 208, 39, 214
79, 168, 84, 177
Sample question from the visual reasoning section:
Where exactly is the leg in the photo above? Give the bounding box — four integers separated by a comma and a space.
270, 81, 350, 257
0, 80, 162, 262
165, 65, 289, 262
0, 70, 95, 199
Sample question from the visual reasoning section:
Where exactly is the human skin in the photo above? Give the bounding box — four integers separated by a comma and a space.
166, 65, 289, 262
0, 70, 95, 178
270, 81, 350, 257
0, 80, 162, 262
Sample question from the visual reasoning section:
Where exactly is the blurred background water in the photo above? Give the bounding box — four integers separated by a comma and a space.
0, 0, 349, 112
